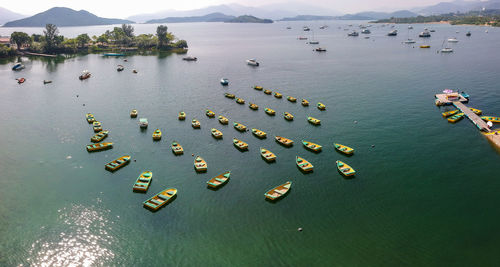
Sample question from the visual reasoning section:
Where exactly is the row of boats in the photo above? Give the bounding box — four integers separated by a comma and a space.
442, 107, 500, 124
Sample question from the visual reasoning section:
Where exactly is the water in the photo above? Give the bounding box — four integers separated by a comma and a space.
1, 21, 500, 266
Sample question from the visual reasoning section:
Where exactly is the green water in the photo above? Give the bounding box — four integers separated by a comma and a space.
1, 21, 500, 266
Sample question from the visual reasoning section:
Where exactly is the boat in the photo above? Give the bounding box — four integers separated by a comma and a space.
79, 70, 91, 80
178, 111, 186, 120
302, 99, 309, 106
91, 130, 109, 143
103, 53, 125, 56
287, 26, 292, 29
361, 29, 371, 34
274, 92, 283, 98
253, 85, 263, 91
420, 45, 431, 48
224, 93, 235, 99
207, 171, 231, 188
263, 89, 272, 95
419, 30, 431, 37
218, 115, 229, 124
171, 141, 184, 155
275, 136, 294, 147
260, 147, 276, 162
302, 140, 322, 152
481, 116, 500, 123
132, 69, 138, 73
307, 116, 321, 125
93, 121, 103, 132
233, 122, 247, 132
408, 25, 413, 29
287, 96, 297, 102
130, 109, 138, 118
143, 188, 177, 211
252, 128, 267, 139
403, 39, 416, 44
442, 109, 459, 117
236, 98, 245, 104
348, 31, 359, 36
139, 118, 148, 128
117, 65, 124, 71
12, 63, 25, 71
430, 29, 435, 32
133, 171, 153, 192
265, 108, 276, 116
466, 31, 471, 37
317, 102, 326, 110
86, 113, 95, 123
191, 119, 200, 128
233, 138, 248, 150
315, 47, 327, 52
440, 48, 453, 53
297, 36, 308, 40
183, 56, 197, 61
303, 26, 310, 31
308, 40, 319, 44
447, 113, 465, 123
460, 91, 470, 100
86, 142, 113, 152
336, 160, 356, 177
43, 80, 52, 84
265, 181, 292, 201
296, 156, 314, 172
387, 30, 398, 36
469, 108, 482, 115
206, 109, 215, 118
152, 129, 162, 140
447, 38, 459, 43
334, 143, 354, 155
246, 59, 259, 66
211, 128, 223, 139
105, 155, 131, 172
17, 78, 25, 84
284, 112, 294, 121
194, 156, 207, 172
220, 78, 229, 86
249, 103, 259, 110
319, 25, 328, 29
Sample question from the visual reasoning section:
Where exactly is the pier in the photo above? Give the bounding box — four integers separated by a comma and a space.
453, 101, 490, 132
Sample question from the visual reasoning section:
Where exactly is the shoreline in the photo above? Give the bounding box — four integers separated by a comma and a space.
373, 21, 494, 27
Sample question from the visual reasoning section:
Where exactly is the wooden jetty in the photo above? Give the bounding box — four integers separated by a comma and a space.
434, 93, 468, 106
453, 101, 490, 131
21, 52, 57, 58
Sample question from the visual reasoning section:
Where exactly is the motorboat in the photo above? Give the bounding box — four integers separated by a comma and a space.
403, 39, 416, 44
303, 26, 310, 31
361, 29, 371, 34
466, 31, 471, 37
440, 48, 453, 53
447, 38, 458, 43
183, 56, 197, 61
315, 47, 327, 52
79, 70, 91, 80
12, 63, 25, 71
348, 31, 359, 36
419, 30, 431, 37
220, 78, 229, 86
387, 30, 398, 36
246, 59, 259, 66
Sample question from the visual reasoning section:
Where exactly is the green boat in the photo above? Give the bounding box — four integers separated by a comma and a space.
234, 122, 247, 132
447, 113, 465, 123
105, 155, 131, 172
143, 188, 177, 211
481, 116, 500, 123
336, 160, 356, 177
133, 171, 153, 192
91, 130, 109, 142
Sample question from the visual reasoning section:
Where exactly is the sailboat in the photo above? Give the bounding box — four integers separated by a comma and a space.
308, 30, 319, 44
439, 38, 453, 53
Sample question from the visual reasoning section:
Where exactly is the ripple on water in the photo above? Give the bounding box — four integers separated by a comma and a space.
25, 204, 116, 267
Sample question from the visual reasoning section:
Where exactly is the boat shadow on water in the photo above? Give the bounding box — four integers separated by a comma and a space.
334, 150, 354, 157
337, 168, 356, 179
206, 183, 228, 191
297, 166, 314, 174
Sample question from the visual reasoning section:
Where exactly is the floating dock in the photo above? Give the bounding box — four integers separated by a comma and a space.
453, 101, 490, 131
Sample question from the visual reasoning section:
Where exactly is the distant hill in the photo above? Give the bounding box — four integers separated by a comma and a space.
3, 7, 134, 27
146, 12, 235, 23
279, 15, 336, 21
225, 15, 273, 23
415, 0, 500, 15
337, 10, 418, 20
0, 7, 26, 26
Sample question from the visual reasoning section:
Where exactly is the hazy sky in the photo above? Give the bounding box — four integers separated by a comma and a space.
2, 0, 458, 17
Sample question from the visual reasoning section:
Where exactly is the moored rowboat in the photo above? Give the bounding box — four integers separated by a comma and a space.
274, 92, 283, 98
225, 93, 235, 99
265, 181, 292, 201
301, 99, 309, 106
469, 108, 482, 115
178, 111, 186, 120
287, 96, 297, 102
133, 171, 152, 192
105, 155, 131, 172
91, 130, 109, 142
211, 128, 223, 139
252, 128, 267, 138
447, 113, 465, 123
234, 122, 247, 132
275, 136, 294, 147
265, 108, 276, 116
86, 142, 113, 152
171, 141, 184, 155
206, 109, 215, 117
130, 109, 138, 118
192, 119, 201, 128
336, 160, 356, 177
236, 98, 245, 104
264, 89, 272, 95
296, 156, 314, 172
152, 129, 162, 140
284, 112, 294, 121
317, 102, 326, 110
334, 143, 354, 155
233, 138, 249, 150
93, 121, 102, 132
86, 113, 95, 123
207, 171, 231, 188
302, 140, 322, 152
253, 85, 263, 90
442, 109, 458, 117
194, 156, 207, 172
260, 147, 276, 162
143, 188, 177, 211
307, 116, 321, 125
481, 116, 500, 123
218, 115, 229, 124
249, 103, 259, 110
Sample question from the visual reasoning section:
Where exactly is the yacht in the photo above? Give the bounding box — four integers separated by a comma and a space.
440, 48, 453, 53
182, 56, 197, 61
348, 31, 359, 36
408, 25, 413, 29
303, 26, 310, 31
447, 37, 458, 43
361, 29, 371, 34
319, 25, 328, 29
419, 30, 431, 37
466, 31, 471, 37
387, 30, 398, 36
246, 59, 259, 66
315, 47, 327, 52
403, 39, 416, 44
220, 78, 229, 85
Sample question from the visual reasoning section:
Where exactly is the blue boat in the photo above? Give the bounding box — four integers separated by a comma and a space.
460, 91, 470, 100
103, 53, 125, 56
220, 78, 229, 86
12, 63, 25, 71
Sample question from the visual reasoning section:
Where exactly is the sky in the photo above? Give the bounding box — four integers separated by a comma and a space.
1, 0, 462, 18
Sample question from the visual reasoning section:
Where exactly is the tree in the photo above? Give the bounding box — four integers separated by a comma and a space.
156, 25, 169, 48
43, 24, 60, 52
31, 34, 43, 42
76, 34, 91, 48
10, 31, 31, 49
135, 34, 156, 49
121, 24, 134, 38
174, 40, 188, 49
96, 34, 108, 44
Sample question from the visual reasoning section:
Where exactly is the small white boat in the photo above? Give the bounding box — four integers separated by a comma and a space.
408, 25, 413, 29
139, 118, 148, 128
440, 48, 453, 53
308, 40, 319, 44
183, 56, 197, 61
246, 59, 259, 66
403, 39, 416, 44
447, 38, 459, 43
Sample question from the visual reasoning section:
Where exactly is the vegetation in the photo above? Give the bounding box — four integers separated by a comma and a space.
10, 32, 31, 49
225, 15, 273, 23
374, 9, 500, 26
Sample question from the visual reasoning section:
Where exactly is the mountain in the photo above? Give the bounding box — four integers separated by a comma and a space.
415, 0, 500, 15
3, 7, 134, 27
0, 7, 26, 26
337, 10, 418, 20
280, 15, 336, 21
146, 13, 235, 23
225, 15, 273, 23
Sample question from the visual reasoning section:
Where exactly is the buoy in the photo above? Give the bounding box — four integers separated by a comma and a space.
191, 154, 194, 156
76, 95, 79, 97
83, 104, 85, 106
354, 120, 358, 124
298, 227, 303, 232
371, 145, 375, 148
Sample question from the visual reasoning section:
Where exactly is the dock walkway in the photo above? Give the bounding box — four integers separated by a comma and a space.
453, 101, 491, 132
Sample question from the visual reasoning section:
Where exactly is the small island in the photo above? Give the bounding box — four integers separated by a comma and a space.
225, 15, 273, 23
374, 10, 500, 27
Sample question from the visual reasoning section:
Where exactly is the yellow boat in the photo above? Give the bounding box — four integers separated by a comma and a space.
133, 171, 152, 192
442, 109, 458, 117
91, 130, 109, 143
274, 92, 283, 98
301, 99, 309, 106
233, 138, 248, 150
86, 142, 113, 152
317, 102, 326, 110
469, 108, 482, 115
334, 143, 354, 155
86, 113, 95, 123
236, 98, 245, 104
337, 160, 356, 177
481, 116, 500, 123
296, 156, 313, 172
143, 188, 177, 211
105, 155, 131, 172
265, 181, 291, 201
264, 89, 272, 95
265, 108, 276, 116
302, 140, 322, 152
224, 93, 235, 99
254, 85, 263, 90
260, 147, 276, 162
447, 113, 465, 123
420, 45, 431, 48
218, 115, 229, 125
93, 121, 102, 132
484, 129, 500, 135
178, 111, 186, 120
211, 128, 223, 139
206, 109, 215, 117
152, 129, 162, 140
207, 171, 231, 188
130, 109, 138, 118
287, 96, 297, 102
192, 119, 201, 128
307, 116, 321, 125
275, 136, 294, 147
249, 103, 259, 110
171, 141, 184, 155
252, 128, 267, 138
234, 122, 247, 132
194, 156, 207, 172
284, 112, 294, 121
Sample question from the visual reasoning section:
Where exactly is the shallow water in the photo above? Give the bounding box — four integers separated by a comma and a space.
1, 21, 499, 266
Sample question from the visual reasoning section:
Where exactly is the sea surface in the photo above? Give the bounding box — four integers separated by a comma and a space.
1, 21, 500, 266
